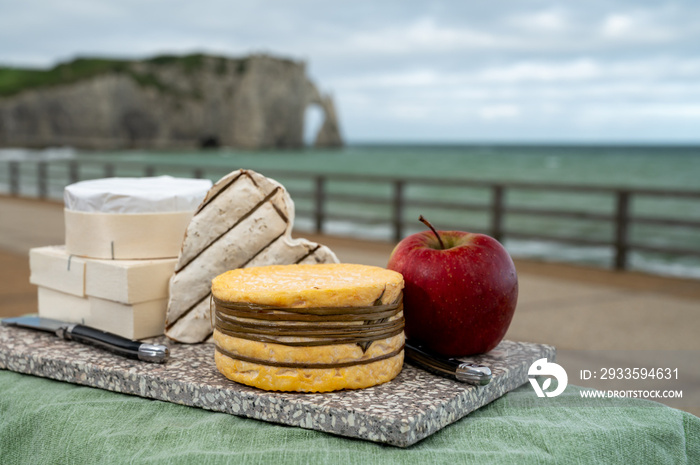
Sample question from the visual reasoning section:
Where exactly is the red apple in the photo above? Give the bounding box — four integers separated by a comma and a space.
387, 216, 518, 356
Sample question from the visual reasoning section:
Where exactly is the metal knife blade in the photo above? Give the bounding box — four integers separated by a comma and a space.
2, 316, 65, 333
2, 316, 169, 364
405, 341, 492, 386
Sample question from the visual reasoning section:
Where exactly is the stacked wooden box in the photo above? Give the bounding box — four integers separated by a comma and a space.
30, 246, 177, 338
29, 176, 212, 339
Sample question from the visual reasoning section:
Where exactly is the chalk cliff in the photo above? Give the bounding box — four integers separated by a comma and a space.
0, 54, 343, 149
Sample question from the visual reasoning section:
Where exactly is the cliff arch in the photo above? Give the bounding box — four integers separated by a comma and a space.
304, 104, 324, 147
305, 79, 343, 148
0, 54, 344, 150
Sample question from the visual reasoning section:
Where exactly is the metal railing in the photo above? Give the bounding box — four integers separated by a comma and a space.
4, 158, 700, 271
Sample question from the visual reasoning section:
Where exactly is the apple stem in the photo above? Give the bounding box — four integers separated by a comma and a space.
419, 215, 446, 250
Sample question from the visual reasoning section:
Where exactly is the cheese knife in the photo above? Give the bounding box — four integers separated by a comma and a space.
1, 316, 169, 363
405, 341, 492, 386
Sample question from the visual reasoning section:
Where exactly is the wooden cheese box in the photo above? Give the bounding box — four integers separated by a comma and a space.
30, 246, 176, 338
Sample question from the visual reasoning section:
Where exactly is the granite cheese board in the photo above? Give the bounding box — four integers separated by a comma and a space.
0, 325, 554, 447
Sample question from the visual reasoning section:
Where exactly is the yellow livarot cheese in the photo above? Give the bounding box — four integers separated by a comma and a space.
211, 263, 405, 392
212, 263, 403, 308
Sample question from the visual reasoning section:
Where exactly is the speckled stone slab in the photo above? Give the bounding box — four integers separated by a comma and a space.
0, 325, 554, 447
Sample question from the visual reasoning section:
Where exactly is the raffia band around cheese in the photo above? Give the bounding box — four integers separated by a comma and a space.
215, 344, 404, 369
212, 295, 404, 346
211, 264, 405, 392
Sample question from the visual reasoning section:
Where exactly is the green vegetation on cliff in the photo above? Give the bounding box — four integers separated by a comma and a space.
0, 58, 127, 97
0, 54, 245, 97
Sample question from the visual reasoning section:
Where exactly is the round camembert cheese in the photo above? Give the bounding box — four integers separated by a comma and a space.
63, 176, 212, 259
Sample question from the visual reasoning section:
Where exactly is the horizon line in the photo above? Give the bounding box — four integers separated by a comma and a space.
343, 140, 700, 148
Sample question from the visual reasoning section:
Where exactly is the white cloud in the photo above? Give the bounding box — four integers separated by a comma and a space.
330, 57, 700, 97
478, 105, 521, 120
477, 60, 601, 82
601, 14, 635, 37
598, 9, 681, 43
345, 18, 504, 54
508, 9, 569, 32
579, 103, 700, 123
386, 104, 431, 120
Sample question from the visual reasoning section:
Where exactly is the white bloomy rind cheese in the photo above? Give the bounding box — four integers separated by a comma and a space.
64, 176, 212, 259
165, 169, 339, 343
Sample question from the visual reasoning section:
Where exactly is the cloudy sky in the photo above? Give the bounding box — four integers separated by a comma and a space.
2, 0, 699, 144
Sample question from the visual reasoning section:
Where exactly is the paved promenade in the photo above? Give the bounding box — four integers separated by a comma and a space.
1, 195, 698, 414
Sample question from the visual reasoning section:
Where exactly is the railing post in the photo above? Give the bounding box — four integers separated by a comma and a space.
9, 161, 19, 196
614, 190, 631, 270
490, 185, 504, 242
393, 180, 404, 242
68, 160, 79, 184
192, 168, 203, 179
104, 163, 115, 178
37, 161, 47, 199
145, 165, 156, 177
314, 176, 325, 234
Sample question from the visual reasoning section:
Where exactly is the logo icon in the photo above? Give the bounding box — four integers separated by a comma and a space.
528, 358, 568, 397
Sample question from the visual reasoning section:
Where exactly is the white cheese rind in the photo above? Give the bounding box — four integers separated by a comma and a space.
166, 198, 289, 324
30, 246, 86, 297
64, 176, 212, 213
177, 173, 273, 269
296, 245, 340, 265
163, 298, 212, 344
165, 169, 339, 343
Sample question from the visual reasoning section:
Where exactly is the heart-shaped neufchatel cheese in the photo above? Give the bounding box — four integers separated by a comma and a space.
165, 169, 339, 343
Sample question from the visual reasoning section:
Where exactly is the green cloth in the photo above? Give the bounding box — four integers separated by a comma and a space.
0, 370, 697, 464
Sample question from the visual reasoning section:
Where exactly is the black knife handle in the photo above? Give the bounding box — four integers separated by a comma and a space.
67, 325, 142, 359
65, 325, 169, 363
405, 341, 492, 386
405, 342, 462, 376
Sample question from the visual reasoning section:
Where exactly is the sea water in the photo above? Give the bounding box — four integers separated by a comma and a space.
1, 144, 699, 278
